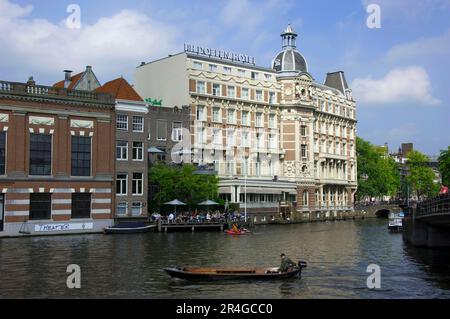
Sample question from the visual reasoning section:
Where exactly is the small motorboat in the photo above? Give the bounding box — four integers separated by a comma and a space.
225, 228, 250, 235
388, 212, 404, 232
164, 261, 307, 281
104, 222, 156, 234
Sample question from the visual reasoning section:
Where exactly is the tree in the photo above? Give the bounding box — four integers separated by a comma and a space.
148, 164, 220, 213
356, 137, 400, 200
406, 150, 439, 199
438, 146, 450, 187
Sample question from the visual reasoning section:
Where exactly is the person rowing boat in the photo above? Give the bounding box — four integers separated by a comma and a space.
279, 253, 297, 273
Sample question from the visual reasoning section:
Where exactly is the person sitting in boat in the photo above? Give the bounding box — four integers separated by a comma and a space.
279, 253, 296, 273
231, 223, 240, 233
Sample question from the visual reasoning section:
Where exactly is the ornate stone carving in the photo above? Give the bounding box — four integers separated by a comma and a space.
29, 116, 54, 126
70, 119, 94, 129
0, 114, 8, 123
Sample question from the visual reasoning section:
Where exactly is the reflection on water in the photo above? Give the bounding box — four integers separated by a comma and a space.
1, 219, 450, 299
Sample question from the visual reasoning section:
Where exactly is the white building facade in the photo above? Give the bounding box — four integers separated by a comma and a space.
134, 25, 357, 222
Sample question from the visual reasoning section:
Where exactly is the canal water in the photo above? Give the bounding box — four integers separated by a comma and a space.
1, 219, 450, 299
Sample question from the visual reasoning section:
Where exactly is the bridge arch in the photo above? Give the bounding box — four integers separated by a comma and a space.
375, 209, 391, 218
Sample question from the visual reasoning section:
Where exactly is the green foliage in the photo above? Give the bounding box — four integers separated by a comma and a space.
356, 137, 400, 200
438, 146, 450, 187
406, 150, 439, 198
148, 164, 220, 212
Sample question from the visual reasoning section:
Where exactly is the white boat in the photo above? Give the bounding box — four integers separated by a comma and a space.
388, 212, 404, 232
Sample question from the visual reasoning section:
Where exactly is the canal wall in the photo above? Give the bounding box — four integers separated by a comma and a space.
403, 207, 450, 248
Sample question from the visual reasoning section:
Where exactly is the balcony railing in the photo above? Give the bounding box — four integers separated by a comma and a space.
0, 80, 115, 104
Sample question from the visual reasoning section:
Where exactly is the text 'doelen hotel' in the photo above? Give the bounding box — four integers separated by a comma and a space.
135, 25, 358, 222
0, 73, 116, 237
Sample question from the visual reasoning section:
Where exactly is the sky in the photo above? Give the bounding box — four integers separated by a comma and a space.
0, 0, 449, 155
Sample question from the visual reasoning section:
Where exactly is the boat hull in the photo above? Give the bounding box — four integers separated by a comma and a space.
163, 266, 304, 281
104, 224, 156, 234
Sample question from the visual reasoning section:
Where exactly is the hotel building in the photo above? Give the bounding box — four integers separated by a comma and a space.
0, 76, 116, 237
134, 25, 357, 222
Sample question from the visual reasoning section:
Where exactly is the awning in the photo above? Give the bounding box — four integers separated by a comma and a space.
148, 147, 164, 154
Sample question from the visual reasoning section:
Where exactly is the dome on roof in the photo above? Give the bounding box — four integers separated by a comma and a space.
272, 24, 308, 75
272, 49, 307, 73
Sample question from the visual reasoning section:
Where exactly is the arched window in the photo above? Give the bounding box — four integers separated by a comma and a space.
303, 190, 308, 207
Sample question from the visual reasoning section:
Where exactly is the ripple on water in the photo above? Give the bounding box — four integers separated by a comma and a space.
1, 219, 450, 298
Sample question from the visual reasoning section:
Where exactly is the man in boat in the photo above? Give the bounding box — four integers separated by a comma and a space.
231, 223, 240, 233
279, 253, 296, 272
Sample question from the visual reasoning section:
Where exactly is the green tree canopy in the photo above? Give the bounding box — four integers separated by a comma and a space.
438, 146, 450, 187
356, 137, 400, 200
406, 150, 439, 199
149, 164, 220, 212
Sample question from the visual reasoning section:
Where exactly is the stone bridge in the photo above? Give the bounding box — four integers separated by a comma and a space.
354, 202, 404, 218
403, 195, 450, 247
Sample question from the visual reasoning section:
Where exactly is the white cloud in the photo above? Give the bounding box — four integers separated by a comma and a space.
361, 0, 450, 20
385, 29, 450, 62
220, 0, 292, 33
351, 66, 440, 106
386, 123, 417, 141
0, 0, 180, 84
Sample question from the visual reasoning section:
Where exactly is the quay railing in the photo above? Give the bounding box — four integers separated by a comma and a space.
416, 194, 450, 219
0, 80, 115, 104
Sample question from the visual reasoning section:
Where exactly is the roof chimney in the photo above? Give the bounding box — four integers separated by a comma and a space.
86, 65, 92, 71
63, 70, 72, 88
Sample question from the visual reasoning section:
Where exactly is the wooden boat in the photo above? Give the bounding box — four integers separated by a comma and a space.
104, 222, 156, 234
164, 261, 307, 281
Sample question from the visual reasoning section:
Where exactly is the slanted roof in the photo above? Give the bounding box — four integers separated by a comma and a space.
324, 71, 349, 94
53, 72, 83, 90
95, 77, 143, 102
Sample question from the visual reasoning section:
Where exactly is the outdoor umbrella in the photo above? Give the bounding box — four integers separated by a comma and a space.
164, 199, 187, 216
198, 199, 219, 221
148, 147, 164, 154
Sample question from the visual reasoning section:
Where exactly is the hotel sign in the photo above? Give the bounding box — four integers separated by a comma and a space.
184, 44, 256, 65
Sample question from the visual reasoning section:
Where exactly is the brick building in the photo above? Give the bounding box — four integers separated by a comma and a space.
0, 77, 115, 237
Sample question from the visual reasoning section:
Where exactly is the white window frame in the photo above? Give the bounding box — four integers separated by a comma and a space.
255, 112, 263, 128
132, 172, 144, 196
196, 81, 206, 94
269, 114, 276, 128
117, 174, 128, 196
117, 202, 128, 216
193, 61, 203, 70
131, 202, 143, 216
156, 120, 167, 141
241, 111, 250, 126
172, 122, 183, 142
117, 115, 128, 131
227, 109, 236, 124
227, 86, 235, 98
209, 64, 218, 72
132, 141, 144, 161
212, 107, 221, 123
256, 90, 263, 102
132, 116, 144, 132
116, 141, 128, 161
241, 88, 249, 100
212, 83, 221, 96
196, 105, 206, 121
